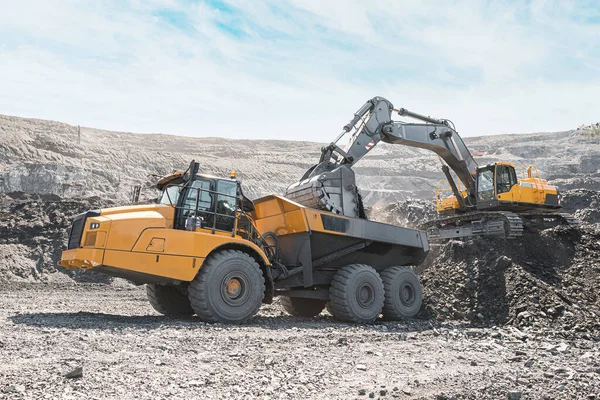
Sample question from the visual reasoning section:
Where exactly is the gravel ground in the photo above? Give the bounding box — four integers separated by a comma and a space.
1, 283, 598, 399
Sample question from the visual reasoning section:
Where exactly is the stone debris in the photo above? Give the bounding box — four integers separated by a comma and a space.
64, 366, 83, 379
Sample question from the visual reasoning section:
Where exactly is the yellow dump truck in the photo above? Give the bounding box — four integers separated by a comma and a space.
60, 161, 428, 324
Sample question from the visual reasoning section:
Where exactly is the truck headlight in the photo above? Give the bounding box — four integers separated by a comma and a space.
90, 222, 100, 230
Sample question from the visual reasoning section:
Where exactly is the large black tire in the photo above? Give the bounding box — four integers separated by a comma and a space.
146, 283, 194, 317
188, 250, 265, 324
281, 296, 327, 317
381, 267, 423, 320
329, 264, 384, 323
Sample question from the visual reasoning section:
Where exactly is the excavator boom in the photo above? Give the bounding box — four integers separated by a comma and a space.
285, 96, 478, 217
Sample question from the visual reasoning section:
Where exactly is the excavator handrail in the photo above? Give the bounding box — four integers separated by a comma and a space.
435, 179, 463, 213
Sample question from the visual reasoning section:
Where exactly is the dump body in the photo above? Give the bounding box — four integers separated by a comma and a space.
254, 194, 427, 274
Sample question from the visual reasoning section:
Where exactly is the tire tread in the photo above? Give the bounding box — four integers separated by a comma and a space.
188, 249, 264, 324
328, 264, 384, 323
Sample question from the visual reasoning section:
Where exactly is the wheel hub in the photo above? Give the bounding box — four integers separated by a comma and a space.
226, 278, 242, 298
221, 273, 248, 305
400, 283, 415, 306
356, 283, 375, 308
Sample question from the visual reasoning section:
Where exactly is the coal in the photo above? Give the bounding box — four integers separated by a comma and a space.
382, 190, 600, 339
0, 192, 115, 283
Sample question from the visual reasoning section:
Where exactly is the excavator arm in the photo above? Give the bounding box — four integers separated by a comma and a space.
285, 96, 478, 218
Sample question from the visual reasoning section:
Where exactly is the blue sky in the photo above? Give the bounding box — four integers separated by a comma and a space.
0, 0, 599, 141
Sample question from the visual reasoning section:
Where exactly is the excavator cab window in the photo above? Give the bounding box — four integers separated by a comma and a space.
477, 166, 495, 202
495, 164, 517, 195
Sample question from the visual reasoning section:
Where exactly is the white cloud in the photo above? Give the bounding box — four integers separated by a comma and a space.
0, 0, 598, 141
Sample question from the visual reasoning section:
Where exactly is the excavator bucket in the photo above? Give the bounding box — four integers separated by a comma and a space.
284, 164, 365, 218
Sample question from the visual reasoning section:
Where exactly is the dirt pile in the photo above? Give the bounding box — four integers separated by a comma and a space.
0, 192, 114, 283
372, 189, 600, 339
419, 227, 600, 338
561, 188, 600, 225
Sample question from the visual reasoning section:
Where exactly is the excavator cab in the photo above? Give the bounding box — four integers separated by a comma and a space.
476, 162, 518, 203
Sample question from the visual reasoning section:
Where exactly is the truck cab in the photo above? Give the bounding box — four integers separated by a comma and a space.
157, 171, 254, 235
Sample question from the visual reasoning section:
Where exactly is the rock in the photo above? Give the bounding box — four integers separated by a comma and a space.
264, 358, 274, 366
524, 359, 535, 367
402, 387, 412, 395
64, 366, 83, 379
556, 343, 569, 353
356, 364, 367, 371
369, 392, 375, 398
495, 256, 512, 269
358, 389, 367, 396
380, 389, 388, 396
507, 390, 522, 400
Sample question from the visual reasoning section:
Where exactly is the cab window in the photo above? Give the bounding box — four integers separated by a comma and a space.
215, 180, 238, 231
158, 185, 181, 205
496, 165, 517, 194
183, 179, 212, 213
477, 168, 495, 201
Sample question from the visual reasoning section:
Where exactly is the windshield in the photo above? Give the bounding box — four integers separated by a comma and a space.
477, 168, 495, 201
158, 185, 182, 205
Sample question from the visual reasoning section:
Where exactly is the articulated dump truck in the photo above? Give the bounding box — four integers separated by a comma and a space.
60, 161, 428, 324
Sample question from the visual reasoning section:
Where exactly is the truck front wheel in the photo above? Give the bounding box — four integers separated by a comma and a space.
188, 249, 265, 324
146, 283, 194, 317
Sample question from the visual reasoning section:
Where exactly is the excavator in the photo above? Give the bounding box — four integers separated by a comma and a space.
285, 96, 576, 240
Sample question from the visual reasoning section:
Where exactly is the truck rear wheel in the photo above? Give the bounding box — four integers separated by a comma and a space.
281, 296, 327, 317
381, 267, 422, 319
188, 249, 265, 324
329, 264, 384, 323
146, 283, 194, 317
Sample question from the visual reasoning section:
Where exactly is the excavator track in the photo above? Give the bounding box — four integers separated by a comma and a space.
520, 212, 579, 231
420, 211, 578, 242
418, 211, 524, 241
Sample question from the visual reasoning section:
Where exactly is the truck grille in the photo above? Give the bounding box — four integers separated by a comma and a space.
67, 214, 86, 249
67, 210, 101, 250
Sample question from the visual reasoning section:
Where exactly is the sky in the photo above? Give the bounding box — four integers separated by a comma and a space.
0, 0, 599, 141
